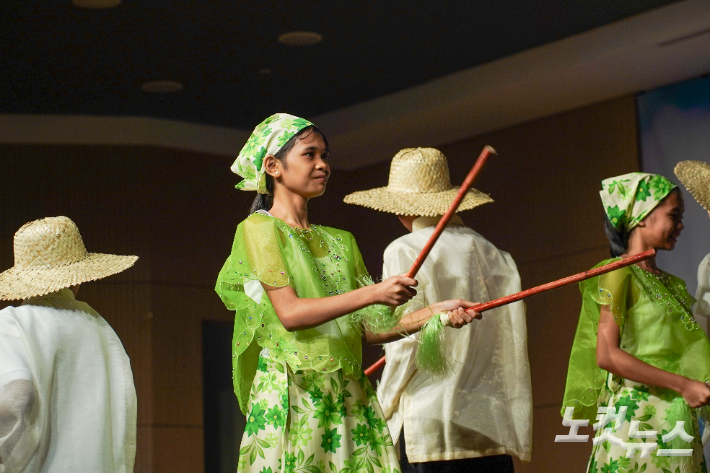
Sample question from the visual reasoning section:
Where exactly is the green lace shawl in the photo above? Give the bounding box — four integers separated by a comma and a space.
562, 259, 710, 421
216, 212, 372, 413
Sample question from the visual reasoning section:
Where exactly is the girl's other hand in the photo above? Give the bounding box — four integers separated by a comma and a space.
374, 276, 417, 306
679, 378, 710, 407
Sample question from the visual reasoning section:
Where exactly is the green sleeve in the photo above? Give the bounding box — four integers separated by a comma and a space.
561, 260, 633, 421
215, 214, 291, 414
350, 235, 371, 288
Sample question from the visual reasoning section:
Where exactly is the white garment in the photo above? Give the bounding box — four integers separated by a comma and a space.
377, 216, 533, 463
693, 253, 710, 459
694, 253, 710, 337
0, 289, 137, 473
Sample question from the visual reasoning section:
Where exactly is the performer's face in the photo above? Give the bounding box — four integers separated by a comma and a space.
271, 132, 330, 199
638, 189, 684, 251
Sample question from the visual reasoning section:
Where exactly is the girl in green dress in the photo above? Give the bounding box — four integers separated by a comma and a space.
217, 113, 480, 473
563, 172, 710, 473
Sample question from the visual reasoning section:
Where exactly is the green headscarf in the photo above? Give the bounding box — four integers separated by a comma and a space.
231, 113, 313, 194
600, 172, 677, 233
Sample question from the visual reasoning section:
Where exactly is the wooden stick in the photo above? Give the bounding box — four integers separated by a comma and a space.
364, 249, 656, 376
406, 145, 496, 279
466, 249, 655, 313
365, 356, 387, 376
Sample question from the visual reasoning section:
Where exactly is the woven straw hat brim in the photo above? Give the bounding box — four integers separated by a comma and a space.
674, 160, 710, 212
343, 186, 493, 217
0, 253, 138, 301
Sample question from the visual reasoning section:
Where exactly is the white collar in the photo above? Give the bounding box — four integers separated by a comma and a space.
412, 214, 464, 233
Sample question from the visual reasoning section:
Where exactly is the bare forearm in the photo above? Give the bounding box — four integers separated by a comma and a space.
596, 307, 710, 406
600, 346, 689, 393
269, 285, 378, 331
266, 275, 418, 332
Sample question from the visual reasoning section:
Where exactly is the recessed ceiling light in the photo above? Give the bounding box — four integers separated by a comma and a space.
72, 0, 120, 8
278, 31, 323, 47
141, 80, 183, 94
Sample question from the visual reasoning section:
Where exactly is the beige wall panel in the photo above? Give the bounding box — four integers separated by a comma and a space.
513, 406, 592, 473
135, 426, 154, 473
151, 426, 204, 473
150, 285, 207, 426
517, 246, 610, 407
438, 96, 640, 266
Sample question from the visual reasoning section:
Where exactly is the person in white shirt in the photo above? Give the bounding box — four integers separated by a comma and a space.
344, 148, 532, 472
0, 216, 138, 473
674, 160, 710, 457
675, 160, 710, 336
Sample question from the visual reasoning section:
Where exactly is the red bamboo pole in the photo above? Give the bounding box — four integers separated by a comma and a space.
364, 249, 656, 376
406, 145, 496, 279
465, 249, 655, 314
365, 356, 387, 376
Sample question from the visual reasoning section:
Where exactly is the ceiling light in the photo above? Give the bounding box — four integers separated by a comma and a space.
141, 80, 183, 94
277, 31, 323, 47
72, 0, 120, 8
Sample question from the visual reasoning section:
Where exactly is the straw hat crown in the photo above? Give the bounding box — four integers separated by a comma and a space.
13, 217, 89, 270
387, 148, 453, 194
674, 160, 710, 212
0, 216, 137, 300
344, 148, 492, 216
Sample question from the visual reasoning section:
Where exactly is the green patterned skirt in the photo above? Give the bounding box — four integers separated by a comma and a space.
237, 349, 401, 473
588, 375, 707, 473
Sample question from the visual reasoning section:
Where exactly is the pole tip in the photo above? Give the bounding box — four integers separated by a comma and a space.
485, 145, 497, 155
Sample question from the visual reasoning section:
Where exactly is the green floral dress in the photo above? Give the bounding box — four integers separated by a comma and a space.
563, 261, 710, 473
217, 212, 400, 473
587, 375, 706, 473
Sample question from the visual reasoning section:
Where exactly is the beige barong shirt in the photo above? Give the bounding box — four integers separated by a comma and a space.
0, 289, 137, 473
376, 216, 532, 463
693, 253, 710, 453
694, 253, 710, 336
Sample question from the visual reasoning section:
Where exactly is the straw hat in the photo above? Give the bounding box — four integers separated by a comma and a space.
343, 148, 493, 216
674, 160, 710, 212
0, 216, 138, 300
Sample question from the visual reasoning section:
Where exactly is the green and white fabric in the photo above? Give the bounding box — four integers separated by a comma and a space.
587, 375, 707, 473
216, 211, 402, 472
237, 350, 400, 473
562, 261, 710, 473
215, 212, 386, 413
600, 173, 677, 233
562, 261, 710, 421
231, 113, 314, 194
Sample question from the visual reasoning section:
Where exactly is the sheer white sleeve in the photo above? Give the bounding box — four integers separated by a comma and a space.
694, 253, 710, 336
0, 320, 38, 473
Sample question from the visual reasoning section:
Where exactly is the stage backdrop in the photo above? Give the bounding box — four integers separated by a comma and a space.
638, 76, 710, 305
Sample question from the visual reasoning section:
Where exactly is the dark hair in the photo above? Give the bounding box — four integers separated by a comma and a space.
249, 125, 329, 214
604, 216, 629, 258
